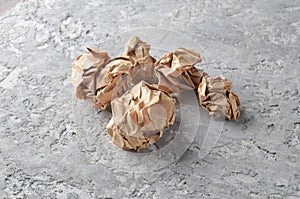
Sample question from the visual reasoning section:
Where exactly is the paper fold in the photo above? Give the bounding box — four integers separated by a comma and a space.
107, 81, 176, 151
155, 48, 205, 93
123, 36, 156, 84
198, 76, 240, 120
71, 48, 110, 87
71, 35, 242, 151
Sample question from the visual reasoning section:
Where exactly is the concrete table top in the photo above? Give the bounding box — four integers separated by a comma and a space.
0, 0, 299, 198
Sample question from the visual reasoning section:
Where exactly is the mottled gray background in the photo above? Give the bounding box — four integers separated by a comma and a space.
0, 0, 300, 198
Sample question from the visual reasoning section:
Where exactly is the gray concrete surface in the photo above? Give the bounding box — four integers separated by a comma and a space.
0, 0, 20, 14
0, 0, 300, 198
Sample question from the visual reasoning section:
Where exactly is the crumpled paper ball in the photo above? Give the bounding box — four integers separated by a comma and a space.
124, 36, 156, 84
198, 76, 240, 120
73, 36, 157, 109
106, 81, 176, 151
155, 48, 206, 93
76, 56, 133, 109
72, 35, 242, 152
71, 47, 110, 87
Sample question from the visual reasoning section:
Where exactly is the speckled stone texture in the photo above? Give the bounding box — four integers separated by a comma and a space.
0, 0, 300, 198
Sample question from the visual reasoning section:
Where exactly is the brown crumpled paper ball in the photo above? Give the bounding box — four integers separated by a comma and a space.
73, 36, 157, 109
76, 56, 133, 109
124, 36, 156, 84
155, 48, 206, 93
72, 36, 242, 152
106, 81, 176, 151
71, 47, 110, 87
198, 76, 240, 120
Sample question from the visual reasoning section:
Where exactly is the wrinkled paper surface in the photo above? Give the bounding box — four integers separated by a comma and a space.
76, 56, 132, 109
72, 35, 242, 151
155, 48, 205, 93
198, 76, 240, 120
124, 36, 156, 84
74, 36, 156, 109
72, 48, 110, 87
107, 81, 176, 151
